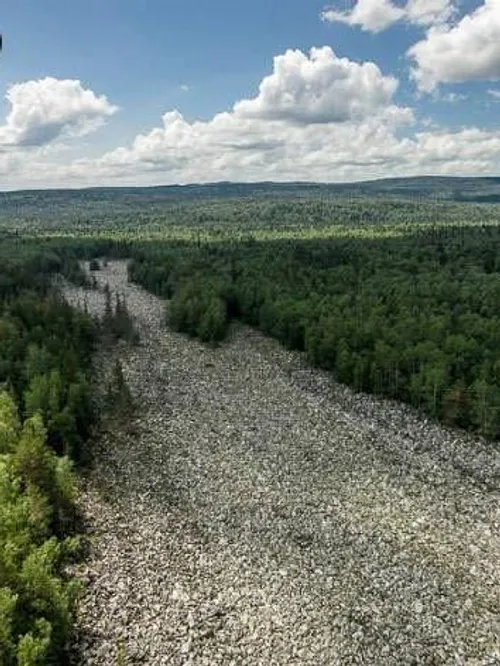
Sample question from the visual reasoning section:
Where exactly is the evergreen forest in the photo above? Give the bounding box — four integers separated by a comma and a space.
2, 179, 500, 662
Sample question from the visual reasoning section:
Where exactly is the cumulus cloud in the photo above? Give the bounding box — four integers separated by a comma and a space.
321, 0, 454, 32
412, 127, 500, 164
405, 0, 455, 26
409, 0, 500, 92
0, 150, 22, 178
233, 47, 399, 123
62, 116, 406, 185
43, 118, 498, 189
321, 0, 404, 33
2, 45, 500, 190
390, 127, 500, 176
52, 47, 412, 185
0, 77, 118, 148
5, 114, 500, 190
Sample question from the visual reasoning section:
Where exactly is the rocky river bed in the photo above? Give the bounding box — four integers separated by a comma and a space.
62, 260, 500, 665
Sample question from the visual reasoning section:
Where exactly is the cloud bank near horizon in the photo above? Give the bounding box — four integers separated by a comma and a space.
2, 1, 500, 189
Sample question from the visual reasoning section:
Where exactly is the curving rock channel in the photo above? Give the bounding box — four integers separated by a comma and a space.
63, 261, 500, 666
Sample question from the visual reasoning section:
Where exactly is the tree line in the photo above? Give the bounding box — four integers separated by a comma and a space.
3, 206, 500, 661
129, 224, 500, 439
0, 240, 136, 664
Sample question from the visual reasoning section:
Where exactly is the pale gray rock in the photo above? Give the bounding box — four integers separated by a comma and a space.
62, 261, 500, 666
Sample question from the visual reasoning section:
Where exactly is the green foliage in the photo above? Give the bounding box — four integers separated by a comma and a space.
170, 278, 228, 343
0, 588, 17, 664
129, 223, 500, 438
24, 345, 54, 384
12, 413, 75, 535
0, 392, 20, 454
16, 619, 52, 666
0, 288, 96, 458
5, 181, 500, 241
102, 287, 139, 345
0, 391, 79, 665
5, 190, 500, 661
106, 359, 134, 417
0, 241, 100, 665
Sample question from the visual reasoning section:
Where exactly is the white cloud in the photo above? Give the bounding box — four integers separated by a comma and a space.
68, 105, 413, 182
233, 47, 399, 123
4, 115, 500, 190
488, 88, 500, 98
321, 0, 404, 33
0, 150, 22, 177
409, 0, 500, 92
0, 77, 118, 148
395, 127, 500, 176
180, 84, 190, 92
405, 0, 455, 26
321, 0, 454, 32
20, 120, 499, 189
52, 47, 412, 185
2, 46, 500, 190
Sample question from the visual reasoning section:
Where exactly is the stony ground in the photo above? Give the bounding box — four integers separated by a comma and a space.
63, 261, 500, 666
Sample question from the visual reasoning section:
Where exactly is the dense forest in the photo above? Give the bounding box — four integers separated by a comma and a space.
3, 176, 500, 217
2, 184, 500, 240
3, 183, 500, 662
0, 237, 136, 665
0, 241, 93, 664
128, 223, 500, 439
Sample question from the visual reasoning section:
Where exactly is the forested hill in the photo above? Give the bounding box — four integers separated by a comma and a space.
2, 175, 500, 213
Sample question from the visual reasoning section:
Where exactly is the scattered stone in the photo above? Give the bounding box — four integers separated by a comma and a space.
63, 261, 500, 666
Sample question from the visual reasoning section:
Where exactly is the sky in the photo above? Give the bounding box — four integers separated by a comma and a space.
1, 0, 500, 190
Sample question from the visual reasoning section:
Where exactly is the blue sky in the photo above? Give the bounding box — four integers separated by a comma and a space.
1, 0, 499, 189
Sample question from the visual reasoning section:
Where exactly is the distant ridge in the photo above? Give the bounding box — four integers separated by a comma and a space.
2, 175, 500, 205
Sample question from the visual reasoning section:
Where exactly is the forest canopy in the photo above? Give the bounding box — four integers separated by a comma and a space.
128, 221, 500, 439
3, 187, 500, 661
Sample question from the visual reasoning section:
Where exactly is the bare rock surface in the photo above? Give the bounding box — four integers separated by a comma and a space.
63, 261, 500, 665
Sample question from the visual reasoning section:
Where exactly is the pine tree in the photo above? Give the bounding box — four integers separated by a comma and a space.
106, 360, 133, 416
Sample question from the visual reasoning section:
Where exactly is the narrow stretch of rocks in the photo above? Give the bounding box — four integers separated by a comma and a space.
64, 261, 500, 665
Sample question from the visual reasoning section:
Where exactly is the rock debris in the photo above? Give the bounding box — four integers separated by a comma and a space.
63, 261, 500, 665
